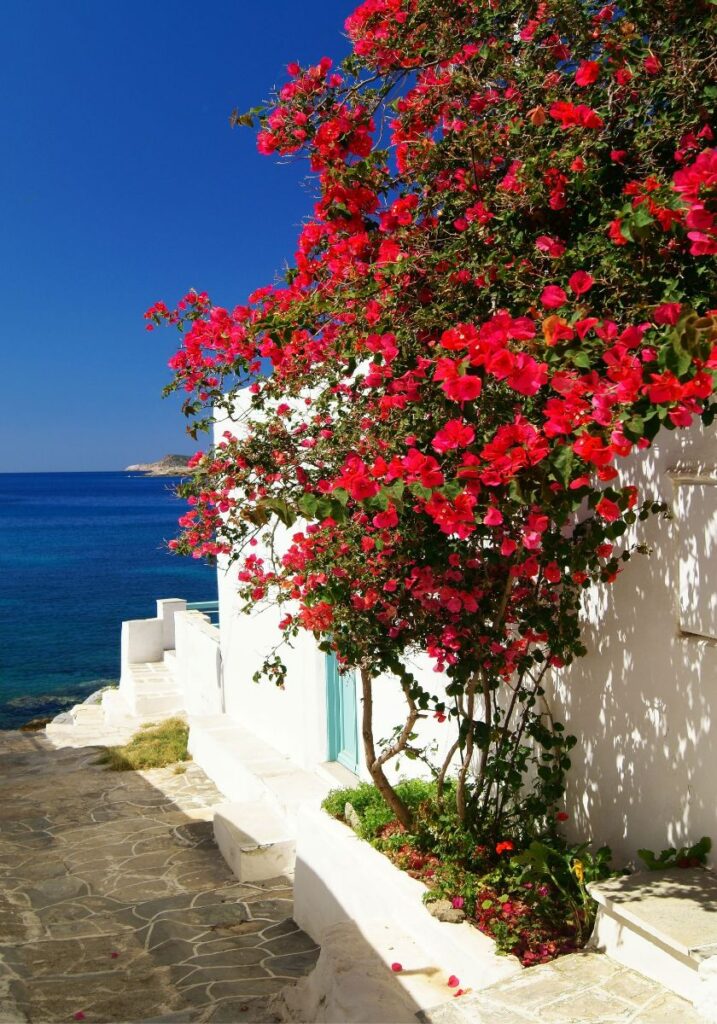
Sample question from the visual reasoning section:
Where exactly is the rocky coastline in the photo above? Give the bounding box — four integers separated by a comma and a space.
124, 454, 193, 477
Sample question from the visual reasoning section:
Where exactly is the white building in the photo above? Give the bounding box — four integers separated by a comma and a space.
101, 408, 717, 1014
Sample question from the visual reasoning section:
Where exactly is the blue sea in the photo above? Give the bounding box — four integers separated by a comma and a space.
0, 473, 218, 729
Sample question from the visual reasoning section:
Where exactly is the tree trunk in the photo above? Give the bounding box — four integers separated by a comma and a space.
360, 667, 414, 831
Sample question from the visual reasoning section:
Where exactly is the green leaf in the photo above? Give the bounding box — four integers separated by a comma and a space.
298, 494, 319, 518
552, 445, 575, 486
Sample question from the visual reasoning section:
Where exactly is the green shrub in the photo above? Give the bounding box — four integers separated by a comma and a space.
323, 778, 436, 840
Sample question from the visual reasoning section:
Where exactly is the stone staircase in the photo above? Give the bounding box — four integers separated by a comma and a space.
120, 654, 184, 719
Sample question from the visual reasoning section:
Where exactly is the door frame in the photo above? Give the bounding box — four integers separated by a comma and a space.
325, 653, 360, 774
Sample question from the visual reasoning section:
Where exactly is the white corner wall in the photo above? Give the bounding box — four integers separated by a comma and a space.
174, 610, 223, 716
550, 419, 717, 865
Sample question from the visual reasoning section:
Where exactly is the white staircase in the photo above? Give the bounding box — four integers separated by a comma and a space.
589, 867, 717, 1014
121, 655, 183, 719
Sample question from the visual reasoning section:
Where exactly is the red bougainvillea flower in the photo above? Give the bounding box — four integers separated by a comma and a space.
556, 811, 570, 822
483, 507, 504, 527
595, 497, 621, 522
441, 374, 483, 402
575, 60, 600, 87
568, 271, 595, 295
540, 285, 568, 308
496, 841, 515, 855
432, 419, 475, 453
535, 235, 566, 258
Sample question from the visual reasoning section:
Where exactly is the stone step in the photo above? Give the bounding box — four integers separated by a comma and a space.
588, 867, 717, 1007
70, 704, 106, 724
213, 800, 296, 882
120, 662, 184, 719
131, 691, 184, 718
187, 716, 331, 827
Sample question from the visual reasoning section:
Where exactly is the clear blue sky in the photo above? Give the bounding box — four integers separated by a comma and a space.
0, 0, 354, 471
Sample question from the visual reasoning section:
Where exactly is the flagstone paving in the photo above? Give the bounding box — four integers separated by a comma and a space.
0, 730, 319, 1023
417, 951, 706, 1024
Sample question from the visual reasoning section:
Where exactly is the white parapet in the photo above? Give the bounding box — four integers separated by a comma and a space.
174, 611, 223, 715
156, 598, 188, 651
120, 617, 164, 670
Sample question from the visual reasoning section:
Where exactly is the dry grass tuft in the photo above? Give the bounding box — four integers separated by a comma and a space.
98, 717, 190, 772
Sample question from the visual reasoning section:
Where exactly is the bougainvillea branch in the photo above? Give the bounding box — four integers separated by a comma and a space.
150, 0, 717, 838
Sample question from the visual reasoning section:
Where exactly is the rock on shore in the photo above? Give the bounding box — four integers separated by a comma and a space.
124, 454, 193, 476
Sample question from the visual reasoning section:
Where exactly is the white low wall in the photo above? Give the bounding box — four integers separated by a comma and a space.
551, 419, 717, 865
158, 598, 187, 650
294, 806, 521, 993
174, 610, 223, 716
120, 618, 164, 672
120, 598, 188, 671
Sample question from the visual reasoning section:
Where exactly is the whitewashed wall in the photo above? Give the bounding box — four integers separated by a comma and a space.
214, 394, 717, 847
174, 610, 223, 716
550, 419, 717, 865
214, 396, 457, 780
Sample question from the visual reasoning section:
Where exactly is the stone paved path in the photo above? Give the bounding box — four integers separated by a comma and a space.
418, 950, 706, 1024
0, 730, 319, 1023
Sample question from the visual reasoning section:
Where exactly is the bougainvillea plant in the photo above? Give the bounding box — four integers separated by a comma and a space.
148, 0, 717, 838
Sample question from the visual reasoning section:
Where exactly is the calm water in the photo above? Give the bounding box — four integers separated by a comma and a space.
0, 473, 217, 728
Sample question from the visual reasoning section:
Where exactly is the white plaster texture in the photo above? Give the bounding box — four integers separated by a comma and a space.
550, 419, 717, 866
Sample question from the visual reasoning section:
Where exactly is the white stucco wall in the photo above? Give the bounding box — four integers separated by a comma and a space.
213, 394, 716, 850
550, 419, 717, 865
174, 610, 223, 716
213, 395, 458, 780
217, 546, 457, 780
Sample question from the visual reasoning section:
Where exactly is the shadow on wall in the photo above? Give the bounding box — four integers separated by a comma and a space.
550, 421, 717, 867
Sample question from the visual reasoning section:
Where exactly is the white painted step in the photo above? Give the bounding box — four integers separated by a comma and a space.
70, 704, 105, 724
121, 661, 183, 719
101, 688, 136, 726
188, 715, 331, 826
589, 868, 717, 1005
213, 800, 295, 882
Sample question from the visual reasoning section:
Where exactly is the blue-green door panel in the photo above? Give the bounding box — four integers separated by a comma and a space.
326, 654, 360, 774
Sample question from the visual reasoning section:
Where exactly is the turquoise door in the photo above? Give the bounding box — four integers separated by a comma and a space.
326, 654, 360, 774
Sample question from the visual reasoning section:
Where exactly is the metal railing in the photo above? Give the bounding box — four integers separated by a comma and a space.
187, 599, 220, 625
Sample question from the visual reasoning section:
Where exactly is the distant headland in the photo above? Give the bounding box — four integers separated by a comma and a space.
124, 454, 193, 477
